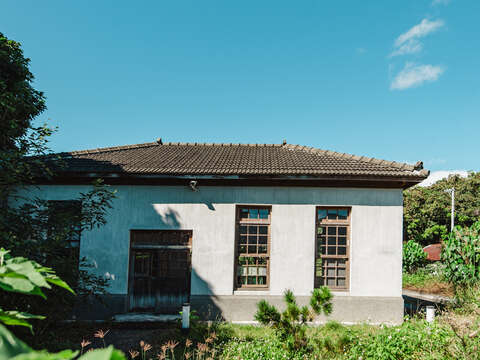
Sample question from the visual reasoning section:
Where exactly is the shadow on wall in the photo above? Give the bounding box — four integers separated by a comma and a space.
74, 206, 224, 321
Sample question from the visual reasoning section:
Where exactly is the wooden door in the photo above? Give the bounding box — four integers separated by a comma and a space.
128, 230, 192, 313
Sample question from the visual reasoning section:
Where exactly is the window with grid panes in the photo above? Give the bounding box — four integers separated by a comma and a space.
315, 207, 350, 290
235, 206, 270, 288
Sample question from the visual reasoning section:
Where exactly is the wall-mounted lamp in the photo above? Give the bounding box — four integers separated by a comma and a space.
189, 180, 199, 192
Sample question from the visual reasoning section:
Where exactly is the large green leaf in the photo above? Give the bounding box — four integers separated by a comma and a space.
45, 276, 74, 295
11, 350, 77, 360
0, 324, 31, 360
0, 309, 45, 332
78, 346, 126, 360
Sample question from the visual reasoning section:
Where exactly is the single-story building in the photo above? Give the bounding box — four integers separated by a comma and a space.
23, 140, 428, 324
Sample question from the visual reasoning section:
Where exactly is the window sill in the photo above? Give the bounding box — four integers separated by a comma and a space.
233, 290, 270, 296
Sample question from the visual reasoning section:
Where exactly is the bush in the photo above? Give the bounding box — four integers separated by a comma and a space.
403, 240, 427, 272
442, 222, 480, 286
254, 287, 332, 353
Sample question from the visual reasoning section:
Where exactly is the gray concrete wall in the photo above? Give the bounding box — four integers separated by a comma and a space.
19, 185, 404, 323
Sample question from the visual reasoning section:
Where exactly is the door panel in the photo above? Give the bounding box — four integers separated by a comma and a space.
128, 230, 192, 313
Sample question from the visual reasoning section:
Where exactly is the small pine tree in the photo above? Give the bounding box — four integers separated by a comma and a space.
254, 287, 333, 352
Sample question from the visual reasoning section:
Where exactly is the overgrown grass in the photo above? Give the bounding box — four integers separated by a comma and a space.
22, 287, 480, 360
403, 263, 453, 296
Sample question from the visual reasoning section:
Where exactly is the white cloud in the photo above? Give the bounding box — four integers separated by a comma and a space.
418, 170, 468, 187
390, 18, 444, 57
432, 0, 450, 6
390, 62, 445, 90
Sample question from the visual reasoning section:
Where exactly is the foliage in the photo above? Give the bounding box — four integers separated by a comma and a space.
442, 221, 480, 287
254, 287, 332, 352
403, 172, 480, 246
0, 249, 126, 360
402, 263, 453, 296
0, 179, 115, 337
0, 32, 53, 203
402, 240, 427, 272
0, 248, 73, 332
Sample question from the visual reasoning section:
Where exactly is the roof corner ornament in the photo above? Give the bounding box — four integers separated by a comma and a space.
282, 139, 287, 146
156, 138, 163, 145
414, 161, 423, 171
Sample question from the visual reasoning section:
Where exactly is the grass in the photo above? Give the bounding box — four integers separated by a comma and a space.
403, 264, 454, 297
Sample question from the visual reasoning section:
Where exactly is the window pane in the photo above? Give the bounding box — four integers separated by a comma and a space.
238, 266, 246, 275
328, 227, 336, 235
247, 276, 257, 284
338, 247, 346, 255
258, 236, 267, 244
239, 226, 247, 234
327, 278, 335, 286
258, 276, 267, 284
318, 209, 327, 220
248, 267, 257, 275
240, 236, 247, 244
338, 237, 347, 246
248, 246, 257, 254
240, 209, 249, 219
239, 245, 247, 253
327, 209, 337, 219
238, 257, 247, 265
338, 209, 348, 220
259, 226, 268, 235
327, 246, 336, 255
249, 209, 258, 219
259, 209, 269, 219
328, 237, 336, 245
327, 268, 336, 277
338, 268, 346, 277
258, 267, 267, 276
248, 236, 257, 244
337, 278, 346, 286
338, 227, 347, 236
258, 245, 267, 254
258, 257, 267, 265
317, 226, 325, 235
321, 246, 326, 255
248, 226, 258, 234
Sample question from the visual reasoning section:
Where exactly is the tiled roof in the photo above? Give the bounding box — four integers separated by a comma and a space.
51, 141, 429, 179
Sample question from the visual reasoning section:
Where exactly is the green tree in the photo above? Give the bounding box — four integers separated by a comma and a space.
0, 32, 53, 203
255, 288, 333, 353
0, 32, 116, 341
403, 172, 480, 246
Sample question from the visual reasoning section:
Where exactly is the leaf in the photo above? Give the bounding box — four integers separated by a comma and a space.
0, 310, 45, 331
78, 346, 126, 360
45, 276, 75, 295
11, 350, 77, 360
0, 324, 31, 360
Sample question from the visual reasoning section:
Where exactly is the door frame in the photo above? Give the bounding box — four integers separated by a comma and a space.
127, 229, 193, 312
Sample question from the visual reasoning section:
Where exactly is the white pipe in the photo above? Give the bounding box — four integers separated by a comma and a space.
426, 306, 435, 323
182, 303, 190, 329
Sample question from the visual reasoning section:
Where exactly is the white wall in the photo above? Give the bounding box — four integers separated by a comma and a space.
18, 185, 403, 298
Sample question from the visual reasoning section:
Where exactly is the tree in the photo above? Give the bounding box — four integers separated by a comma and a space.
255, 288, 333, 352
0, 32, 116, 343
0, 32, 53, 203
403, 172, 480, 246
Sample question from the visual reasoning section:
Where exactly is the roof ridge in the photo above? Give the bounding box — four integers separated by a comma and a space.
65, 142, 283, 155
67, 142, 158, 155
284, 144, 426, 174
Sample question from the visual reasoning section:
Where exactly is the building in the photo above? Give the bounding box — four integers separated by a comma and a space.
24, 141, 428, 324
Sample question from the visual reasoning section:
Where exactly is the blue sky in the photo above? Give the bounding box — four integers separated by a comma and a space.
2, 0, 479, 172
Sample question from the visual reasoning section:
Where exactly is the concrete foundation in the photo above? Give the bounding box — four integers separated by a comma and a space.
191, 295, 404, 325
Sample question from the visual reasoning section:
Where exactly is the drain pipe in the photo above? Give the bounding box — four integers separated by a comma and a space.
182, 303, 190, 332
426, 305, 435, 323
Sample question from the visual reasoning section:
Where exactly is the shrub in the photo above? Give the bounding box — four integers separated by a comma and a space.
442, 222, 480, 287
254, 287, 332, 352
403, 240, 427, 272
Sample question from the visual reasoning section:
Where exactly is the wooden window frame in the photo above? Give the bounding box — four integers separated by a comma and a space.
314, 207, 351, 291
234, 206, 271, 290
